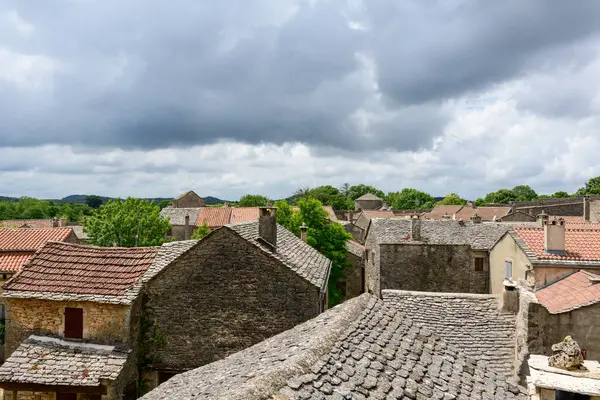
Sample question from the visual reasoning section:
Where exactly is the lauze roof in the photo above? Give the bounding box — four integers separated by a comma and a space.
536, 270, 600, 313
140, 294, 525, 400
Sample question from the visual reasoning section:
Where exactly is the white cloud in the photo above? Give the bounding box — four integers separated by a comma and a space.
0, 47, 59, 90
4, 10, 34, 36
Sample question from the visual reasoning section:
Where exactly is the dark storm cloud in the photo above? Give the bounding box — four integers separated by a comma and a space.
1, 0, 600, 152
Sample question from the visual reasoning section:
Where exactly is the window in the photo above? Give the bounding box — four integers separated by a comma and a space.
505, 260, 513, 281
474, 258, 484, 271
64, 307, 83, 339
57, 393, 77, 400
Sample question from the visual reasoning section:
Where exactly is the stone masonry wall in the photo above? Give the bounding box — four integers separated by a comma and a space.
143, 228, 321, 371
171, 193, 204, 208
379, 244, 488, 294
4, 298, 131, 357
343, 252, 363, 301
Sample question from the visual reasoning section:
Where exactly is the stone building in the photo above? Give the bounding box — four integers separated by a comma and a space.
340, 240, 364, 301
348, 210, 395, 242
423, 204, 513, 221
140, 293, 527, 400
160, 208, 200, 240
364, 218, 511, 296
169, 190, 204, 208
489, 216, 600, 294
354, 193, 384, 211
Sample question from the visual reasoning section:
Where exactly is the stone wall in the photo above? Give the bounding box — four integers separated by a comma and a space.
533, 266, 600, 289
590, 199, 600, 222
4, 299, 131, 357
171, 193, 204, 208
168, 224, 195, 241
342, 252, 363, 301
378, 244, 489, 294
143, 228, 321, 371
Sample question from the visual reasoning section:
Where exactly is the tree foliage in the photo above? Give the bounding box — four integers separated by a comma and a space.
84, 198, 170, 247
437, 193, 466, 206
511, 185, 538, 201
477, 188, 518, 205
238, 194, 270, 207
85, 195, 104, 209
576, 176, 600, 195
191, 222, 211, 239
0, 197, 92, 221
346, 184, 385, 201
275, 198, 352, 307
304, 185, 354, 210
387, 189, 435, 210
158, 199, 171, 210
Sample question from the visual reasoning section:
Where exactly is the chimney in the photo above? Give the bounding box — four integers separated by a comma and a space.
537, 210, 549, 227
441, 212, 451, 221
584, 196, 590, 221
52, 217, 59, 228
502, 279, 519, 313
184, 215, 190, 240
470, 213, 482, 224
410, 216, 422, 241
259, 207, 277, 249
300, 222, 308, 242
544, 217, 566, 254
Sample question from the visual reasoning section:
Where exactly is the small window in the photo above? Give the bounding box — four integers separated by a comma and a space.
505, 260, 513, 281
474, 258, 484, 271
64, 307, 83, 339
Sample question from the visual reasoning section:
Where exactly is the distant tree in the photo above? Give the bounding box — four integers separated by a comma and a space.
346, 184, 385, 201
340, 182, 351, 198
576, 176, 600, 195
294, 187, 312, 202
437, 193, 466, 206
238, 194, 270, 207
191, 222, 211, 239
85, 195, 104, 209
387, 189, 435, 210
307, 185, 354, 210
274, 200, 296, 230
512, 185, 538, 201
158, 199, 171, 210
84, 198, 170, 247
551, 191, 571, 198
480, 189, 518, 205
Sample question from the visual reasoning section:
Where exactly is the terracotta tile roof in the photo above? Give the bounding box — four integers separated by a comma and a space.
513, 226, 600, 261
4, 242, 159, 297
559, 216, 585, 223
196, 207, 232, 229
536, 270, 600, 313
0, 219, 56, 228
360, 210, 395, 219
230, 207, 259, 224
426, 205, 464, 218
0, 228, 74, 251
0, 252, 33, 273
455, 206, 512, 221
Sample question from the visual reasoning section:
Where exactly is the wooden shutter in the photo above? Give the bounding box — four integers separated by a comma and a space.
64, 307, 83, 339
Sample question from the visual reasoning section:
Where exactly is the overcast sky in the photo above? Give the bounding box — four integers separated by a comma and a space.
2, 0, 600, 200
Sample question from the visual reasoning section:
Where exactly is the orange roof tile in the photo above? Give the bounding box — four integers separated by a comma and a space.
536, 270, 600, 313
427, 205, 464, 217
196, 207, 232, 229
5, 242, 159, 296
0, 228, 74, 251
0, 252, 33, 273
0, 219, 57, 228
514, 226, 600, 261
230, 207, 259, 224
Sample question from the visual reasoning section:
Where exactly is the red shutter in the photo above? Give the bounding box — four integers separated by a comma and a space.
64, 308, 83, 339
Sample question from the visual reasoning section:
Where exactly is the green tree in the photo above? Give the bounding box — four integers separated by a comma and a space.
276, 197, 352, 307
238, 194, 270, 207
437, 193, 466, 206
512, 185, 538, 201
346, 184, 385, 201
307, 185, 353, 210
158, 199, 171, 210
576, 176, 600, 195
85, 195, 104, 209
84, 198, 170, 247
387, 188, 435, 210
480, 188, 518, 205
551, 191, 571, 198
191, 222, 211, 239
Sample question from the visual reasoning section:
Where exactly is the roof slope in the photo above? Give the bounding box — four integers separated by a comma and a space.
140, 294, 525, 400
226, 221, 331, 290
0, 335, 128, 387
425, 204, 464, 218
0, 227, 74, 251
368, 219, 511, 250
355, 193, 382, 201
197, 207, 232, 228
230, 207, 259, 224
347, 240, 364, 258
0, 219, 56, 228
513, 226, 600, 262
456, 206, 512, 221
0, 252, 33, 273
382, 290, 517, 378
536, 270, 600, 313
159, 207, 201, 226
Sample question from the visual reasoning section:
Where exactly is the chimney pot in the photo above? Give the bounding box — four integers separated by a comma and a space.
259, 207, 277, 249
470, 213, 482, 224
300, 222, 308, 242
537, 210, 549, 227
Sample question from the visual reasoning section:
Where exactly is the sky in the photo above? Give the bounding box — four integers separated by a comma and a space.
2, 0, 600, 201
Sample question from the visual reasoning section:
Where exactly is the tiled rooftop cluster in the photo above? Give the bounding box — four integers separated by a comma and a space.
0, 335, 129, 387
227, 221, 331, 290
0, 228, 73, 251
382, 290, 518, 378
423, 205, 513, 221
513, 226, 600, 262
536, 270, 600, 313
141, 294, 525, 400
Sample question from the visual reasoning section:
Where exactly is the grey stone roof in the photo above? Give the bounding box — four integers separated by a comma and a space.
159, 207, 201, 226
226, 221, 331, 291
0, 335, 129, 387
347, 240, 364, 258
368, 219, 512, 250
140, 294, 526, 400
382, 290, 517, 378
70, 225, 89, 240
355, 193, 382, 201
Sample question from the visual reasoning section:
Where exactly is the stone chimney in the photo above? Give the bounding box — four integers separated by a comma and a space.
52, 217, 59, 228
410, 216, 422, 241
470, 213, 482, 224
184, 215, 190, 240
441, 213, 451, 221
537, 210, 549, 228
584, 196, 590, 221
258, 207, 277, 249
300, 222, 308, 242
502, 279, 519, 313
544, 217, 566, 254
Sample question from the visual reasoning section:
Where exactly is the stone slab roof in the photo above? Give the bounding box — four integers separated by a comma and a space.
368, 219, 511, 250
0, 227, 74, 251
355, 193, 383, 201
159, 207, 201, 227
226, 221, 331, 291
0, 252, 33, 273
536, 270, 600, 313
140, 294, 525, 400
347, 240, 364, 258
456, 206, 513, 221
0, 335, 129, 387
382, 290, 517, 378
70, 225, 89, 240
514, 226, 600, 263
